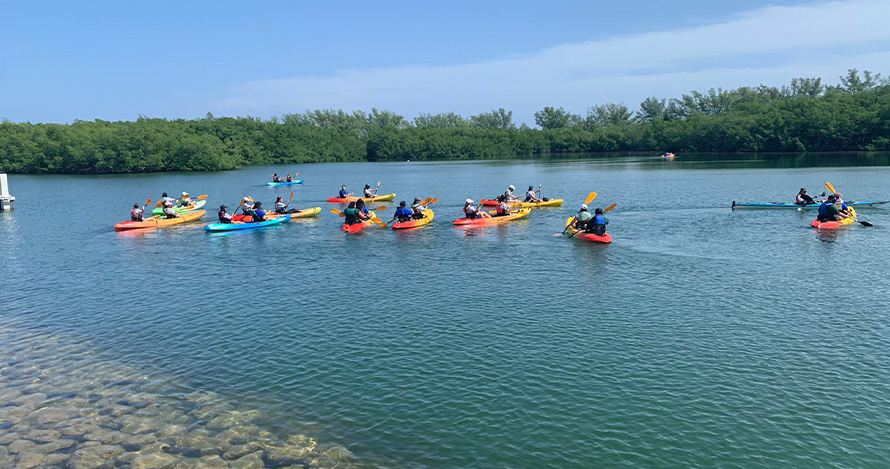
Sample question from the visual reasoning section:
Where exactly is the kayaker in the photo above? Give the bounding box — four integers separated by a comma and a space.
463, 199, 488, 219
286, 173, 293, 182
272, 173, 281, 182
504, 185, 520, 201
178, 192, 192, 207
274, 196, 289, 214
160, 192, 176, 206
240, 197, 254, 216
573, 204, 591, 230
218, 205, 233, 223
795, 188, 816, 205
833, 192, 852, 216
344, 201, 360, 225
355, 198, 371, 218
251, 202, 266, 222
524, 185, 543, 203
130, 202, 145, 221
586, 207, 609, 235
393, 201, 414, 222
817, 195, 840, 222
494, 195, 511, 217
338, 185, 351, 199
410, 197, 427, 219
162, 203, 177, 219
363, 184, 378, 198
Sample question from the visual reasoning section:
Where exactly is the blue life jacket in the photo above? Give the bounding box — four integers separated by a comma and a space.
593, 214, 605, 225
395, 207, 412, 219
818, 201, 830, 217
339, 189, 347, 197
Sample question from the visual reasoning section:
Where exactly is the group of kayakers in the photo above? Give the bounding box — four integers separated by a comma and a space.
795, 187, 854, 222
130, 191, 193, 221
271, 173, 296, 183
216, 195, 303, 223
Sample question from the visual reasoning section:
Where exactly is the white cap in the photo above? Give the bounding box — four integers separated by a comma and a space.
580, 204, 588, 210
508, 185, 515, 190
182, 192, 188, 196
466, 199, 473, 204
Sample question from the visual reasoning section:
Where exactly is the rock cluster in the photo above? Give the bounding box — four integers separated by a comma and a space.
0, 326, 354, 468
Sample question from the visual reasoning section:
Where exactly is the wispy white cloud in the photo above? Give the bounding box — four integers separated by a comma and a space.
208, 0, 890, 125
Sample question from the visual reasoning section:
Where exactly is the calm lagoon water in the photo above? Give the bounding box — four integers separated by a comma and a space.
2, 153, 890, 467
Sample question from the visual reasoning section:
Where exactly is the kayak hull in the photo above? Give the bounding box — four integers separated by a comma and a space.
266, 179, 303, 186
732, 200, 889, 210
811, 208, 857, 229
563, 216, 612, 243
151, 199, 206, 215
480, 198, 563, 208
204, 215, 289, 231
392, 209, 434, 229
341, 210, 377, 233
232, 206, 321, 222
326, 193, 396, 203
452, 209, 530, 226
114, 210, 205, 231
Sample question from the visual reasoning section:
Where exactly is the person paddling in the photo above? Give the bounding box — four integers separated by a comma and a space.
817, 195, 840, 222
524, 185, 543, 203
286, 173, 293, 182
178, 192, 192, 207
393, 201, 414, 223
218, 205, 233, 223
410, 197, 427, 219
504, 185, 520, 202
130, 202, 146, 221
239, 197, 254, 217
573, 204, 591, 230
586, 207, 609, 235
494, 195, 511, 216
272, 173, 281, 183
463, 199, 489, 219
795, 188, 816, 205
344, 201, 360, 225
251, 202, 266, 222
338, 185, 351, 199
363, 184, 378, 198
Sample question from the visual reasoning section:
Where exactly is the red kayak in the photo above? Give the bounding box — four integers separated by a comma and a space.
342, 222, 364, 233
563, 216, 612, 243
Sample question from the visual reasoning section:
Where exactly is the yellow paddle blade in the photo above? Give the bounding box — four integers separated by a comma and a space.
377, 221, 389, 227
584, 191, 597, 204
330, 208, 342, 214
370, 217, 382, 223
196, 194, 208, 199
419, 197, 432, 205
294, 171, 299, 176
339, 212, 345, 217
825, 181, 835, 194
603, 202, 617, 213
373, 205, 387, 210
430, 197, 438, 204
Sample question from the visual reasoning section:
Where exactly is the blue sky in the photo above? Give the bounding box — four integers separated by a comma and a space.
3, 0, 890, 127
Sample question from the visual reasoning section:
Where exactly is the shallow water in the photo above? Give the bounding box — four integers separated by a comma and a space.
2, 154, 890, 467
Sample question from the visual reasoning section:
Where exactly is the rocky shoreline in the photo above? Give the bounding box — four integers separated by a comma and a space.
0, 326, 353, 468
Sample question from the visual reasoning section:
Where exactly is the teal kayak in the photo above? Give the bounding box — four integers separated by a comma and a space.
204, 215, 289, 232
267, 179, 303, 186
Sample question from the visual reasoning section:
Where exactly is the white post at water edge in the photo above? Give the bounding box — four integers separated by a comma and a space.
0, 173, 15, 210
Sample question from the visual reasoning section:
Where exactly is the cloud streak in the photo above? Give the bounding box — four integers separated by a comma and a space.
209, 0, 890, 125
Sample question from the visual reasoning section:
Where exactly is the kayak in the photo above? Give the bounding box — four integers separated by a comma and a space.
563, 216, 612, 243
151, 199, 206, 215
452, 209, 530, 226
114, 210, 205, 231
662, 153, 675, 158
811, 207, 857, 229
231, 206, 321, 222
266, 179, 303, 186
731, 200, 889, 210
341, 210, 377, 233
392, 209, 434, 230
326, 193, 396, 203
204, 215, 289, 232
480, 198, 563, 208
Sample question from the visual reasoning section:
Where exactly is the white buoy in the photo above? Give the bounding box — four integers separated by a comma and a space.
0, 173, 15, 210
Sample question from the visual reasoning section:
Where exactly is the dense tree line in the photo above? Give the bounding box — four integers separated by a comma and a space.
1, 69, 889, 173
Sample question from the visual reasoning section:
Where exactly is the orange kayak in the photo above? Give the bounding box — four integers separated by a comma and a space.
452, 209, 530, 226
114, 210, 205, 231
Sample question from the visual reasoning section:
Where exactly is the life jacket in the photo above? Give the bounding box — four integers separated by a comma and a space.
218, 209, 230, 222
275, 202, 287, 212
817, 201, 830, 217
339, 189, 347, 198
593, 214, 605, 225
252, 208, 266, 222
395, 207, 413, 221
344, 207, 360, 224
131, 208, 142, 220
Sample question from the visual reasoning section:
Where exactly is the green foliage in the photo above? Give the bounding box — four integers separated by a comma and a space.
2, 69, 890, 173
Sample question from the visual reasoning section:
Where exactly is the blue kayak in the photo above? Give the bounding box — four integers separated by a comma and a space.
731, 200, 890, 210
204, 215, 289, 231
266, 179, 303, 186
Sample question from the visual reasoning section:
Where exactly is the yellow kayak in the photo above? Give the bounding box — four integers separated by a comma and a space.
481, 198, 563, 208
114, 210, 205, 231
